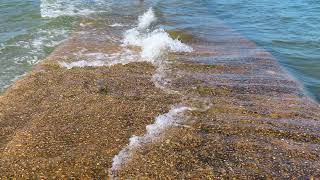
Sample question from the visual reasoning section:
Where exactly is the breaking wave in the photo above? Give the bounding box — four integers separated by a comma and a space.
123, 8, 193, 61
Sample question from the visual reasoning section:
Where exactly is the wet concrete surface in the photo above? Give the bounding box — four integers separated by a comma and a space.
0, 17, 319, 179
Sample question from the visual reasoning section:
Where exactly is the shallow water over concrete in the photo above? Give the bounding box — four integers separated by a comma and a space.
0, 6, 319, 179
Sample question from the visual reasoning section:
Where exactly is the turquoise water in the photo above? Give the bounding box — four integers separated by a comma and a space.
0, 0, 319, 102
207, 0, 320, 102
0, 0, 79, 90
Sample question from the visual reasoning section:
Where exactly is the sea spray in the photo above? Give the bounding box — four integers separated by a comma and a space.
123, 28, 193, 61
137, 8, 157, 30
140, 29, 193, 60
123, 8, 192, 61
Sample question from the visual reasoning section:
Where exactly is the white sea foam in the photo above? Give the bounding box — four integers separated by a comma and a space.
41, 0, 92, 18
151, 63, 181, 94
124, 28, 193, 61
123, 8, 192, 61
60, 7, 192, 70
40, 0, 110, 18
109, 10, 194, 174
59, 60, 105, 69
32, 29, 69, 50
140, 29, 193, 60
109, 106, 192, 175
59, 49, 140, 69
110, 23, 124, 27
120, 8, 193, 93
3, 28, 70, 66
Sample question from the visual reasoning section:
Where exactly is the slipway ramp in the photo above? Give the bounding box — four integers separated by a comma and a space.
0, 11, 319, 179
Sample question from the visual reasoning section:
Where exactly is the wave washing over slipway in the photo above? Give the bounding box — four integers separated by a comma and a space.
60, 8, 193, 94
59, 49, 140, 69
105, 8, 210, 178
60, 8, 193, 68
59, 8, 205, 178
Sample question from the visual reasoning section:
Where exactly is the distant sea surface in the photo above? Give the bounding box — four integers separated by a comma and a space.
0, 0, 319, 102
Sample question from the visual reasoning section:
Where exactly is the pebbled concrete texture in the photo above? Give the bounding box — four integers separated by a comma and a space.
0, 17, 319, 179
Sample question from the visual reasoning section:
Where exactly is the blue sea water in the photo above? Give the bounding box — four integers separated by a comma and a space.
207, 0, 320, 102
0, 0, 319, 102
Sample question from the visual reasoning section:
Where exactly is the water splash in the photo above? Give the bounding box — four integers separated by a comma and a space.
123, 8, 192, 61
109, 106, 192, 177
137, 8, 157, 30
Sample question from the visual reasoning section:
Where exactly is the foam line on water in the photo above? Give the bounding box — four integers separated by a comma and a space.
109, 106, 193, 177
110, 23, 124, 27
40, 0, 110, 18
59, 60, 105, 69
59, 49, 140, 69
